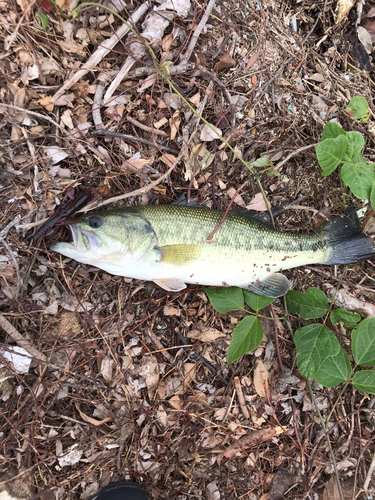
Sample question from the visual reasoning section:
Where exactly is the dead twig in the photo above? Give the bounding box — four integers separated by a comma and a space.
197, 65, 234, 126
0, 314, 47, 362
51, 2, 150, 103
234, 376, 249, 419
91, 128, 179, 154
127, 117, 167, 137
184, 0, 217, 61
80, 151, 183, 211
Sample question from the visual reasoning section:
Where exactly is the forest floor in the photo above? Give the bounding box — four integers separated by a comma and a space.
0, 0, 375, 498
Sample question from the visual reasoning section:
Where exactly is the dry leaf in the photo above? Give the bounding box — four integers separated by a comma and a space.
164, 305, 181, 316
247, 192, 268, 211
251, 75, 257, 85
56, 0, 74, 9
162, 32, 174, 52
187, 327, 224, 342
200, 123, 222, 142
169, 110, 181, 140
168, 395, 182, 410
335, 0, 355, 23
122, 157, 154, 170
137, 74, 157, 93
60, 40, 85, 55
141, 356, 159, 396
227, 187, 246, 207
54, 93, 75, 106
75, 402, 111, 426
247, 52, 260, 69
215, 53, 235, 72
161, 154, 177, 167
38, 96, 54, 112
154, 117, 168, 129
363, 20, 375, 41
357, 26, 373, 51
61, 109, 74, 129
253, 359, 269, 398
188, 91, 201, 107
100, 358, 115, 382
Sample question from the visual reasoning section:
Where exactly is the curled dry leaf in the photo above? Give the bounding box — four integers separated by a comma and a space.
227, 187, 246, 207
200, 123, 222, 142
187, 327, 224, 342
214, 53, 236, 72
253, 359, 269, 398
169, 110, 181, 140
247, 192, 268, 211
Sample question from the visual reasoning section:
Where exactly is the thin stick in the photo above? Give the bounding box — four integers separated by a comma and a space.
51, 2, 150, 103
127, 61, 195, 79
91, 128, 179, 154
79, 151, 183, 211
103, 56, 137, 104
276, 143, 318, 171
234, 376, 250, 419
0, 104, 69, 135
197, 65, 234, 125
127, 117, 167, 137
184, 0, 217, 61
0, 314, 47, 362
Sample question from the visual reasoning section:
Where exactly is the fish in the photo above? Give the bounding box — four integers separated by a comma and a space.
49, 202, 375, 298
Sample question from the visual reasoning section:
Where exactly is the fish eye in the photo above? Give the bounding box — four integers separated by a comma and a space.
88, 216, 104, 229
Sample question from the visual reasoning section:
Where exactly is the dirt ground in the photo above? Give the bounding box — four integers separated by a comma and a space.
0, 0, 375, 498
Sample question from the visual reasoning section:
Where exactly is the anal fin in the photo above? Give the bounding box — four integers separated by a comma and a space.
153, 278, 187, 292
244, 273, 290, 298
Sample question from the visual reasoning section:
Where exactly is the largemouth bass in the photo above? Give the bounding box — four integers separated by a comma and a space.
50, 203, 375, 297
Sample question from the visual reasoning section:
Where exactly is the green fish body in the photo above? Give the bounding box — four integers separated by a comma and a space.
50, 204, 375, 297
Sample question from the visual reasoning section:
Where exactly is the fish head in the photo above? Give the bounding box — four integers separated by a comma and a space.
50, 210, 157, 268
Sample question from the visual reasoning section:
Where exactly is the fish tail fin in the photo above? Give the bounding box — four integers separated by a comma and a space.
319, 208, 375, 265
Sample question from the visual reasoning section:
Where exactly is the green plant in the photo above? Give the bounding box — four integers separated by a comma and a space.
315, 97, 375, 209
204, 285, 375, 395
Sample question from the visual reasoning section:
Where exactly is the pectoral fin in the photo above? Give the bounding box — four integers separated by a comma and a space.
244, 273, 290, 297
153, 278, 187, 292
159, 244, 201, 265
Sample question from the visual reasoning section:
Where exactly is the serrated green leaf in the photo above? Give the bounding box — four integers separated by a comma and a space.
346, 131, 365, 160
250, 156, 272, 167
352, 370, 375, 394
36, 12, 49, 29
243, 290, 275, 312
371, 184, 375, 211
227, 316, 263, 364
316, 135, 348, 176
322, 122, 346, 141
204, 287, 244, 314
330, 308, 361, 329
286, 287, 328, 319
294, 324, 341, 378
345, 96, 370, 122
352, 318, 375, 366
314, 346, 352, 387
340, 162, 375, 200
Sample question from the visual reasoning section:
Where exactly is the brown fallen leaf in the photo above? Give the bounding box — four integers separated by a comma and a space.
247, 52, 260, 69
169, 110, 181, 140
161, 154, 177, 168
217, 426, 283, 463
247, 192, 268, 211
164, 305, 181, 316
215, 53, 235, 72
122, 157, 154, 171
75, 402, 111, 426
187, 327, 224, 342
253, 359, 269, 398
227, 187, 246, 207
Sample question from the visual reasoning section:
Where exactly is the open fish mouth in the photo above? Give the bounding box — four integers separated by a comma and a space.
50, 225, 102, 254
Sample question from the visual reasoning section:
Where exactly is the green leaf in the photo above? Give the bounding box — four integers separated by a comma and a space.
294, 324, 341, 378
204, 287, 244, 313
352, 318, 375, 366
286, 287, 328, 319
227, 316, 263, 364
243, 290, 275, 312
314, 346, 352, 387
340, 162, 375, 200
322, 122, 346, 141
352, 370, 375, 394
250, 156, 272, 167
330, 308, 361, 329
345, 96, 370, 122
371, 184, 375, 211
316, 135, 348, 176
36, 12, 49, 29
346, 131, 365, 160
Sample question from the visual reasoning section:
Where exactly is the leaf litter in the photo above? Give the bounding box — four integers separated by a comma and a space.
0, 0, 375, 498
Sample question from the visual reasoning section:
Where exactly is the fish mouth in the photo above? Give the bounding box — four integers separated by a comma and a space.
50, 225, 101, 254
